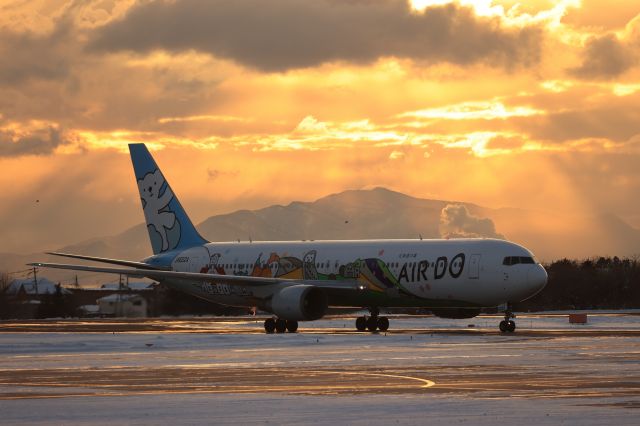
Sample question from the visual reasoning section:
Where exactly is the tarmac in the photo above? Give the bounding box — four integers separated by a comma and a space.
1, 314, 639, 424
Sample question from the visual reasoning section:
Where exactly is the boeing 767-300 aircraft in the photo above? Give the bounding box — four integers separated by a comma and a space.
31, 144, 547, 333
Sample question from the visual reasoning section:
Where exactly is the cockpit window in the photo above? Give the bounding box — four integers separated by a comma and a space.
503, 256, 535, 266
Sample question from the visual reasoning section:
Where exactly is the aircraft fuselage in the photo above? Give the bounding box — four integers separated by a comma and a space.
149, 238, 547, 311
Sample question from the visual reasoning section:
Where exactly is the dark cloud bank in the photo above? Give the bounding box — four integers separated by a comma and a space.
0, 127, 70, 157
569, 33, 637, 80
0, 23, 74, 86
88, 0, 542, 71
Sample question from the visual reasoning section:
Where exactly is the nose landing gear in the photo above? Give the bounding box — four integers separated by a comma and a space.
499, 306, 516, 333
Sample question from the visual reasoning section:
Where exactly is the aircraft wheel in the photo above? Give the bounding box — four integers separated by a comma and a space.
377, 316, 389, 331
499, 320, 508, 333
275, 318, 287, 333
264, 318, 276, 334
507, 320, 516, 333
286, 320, 299, 333
366, 316, 378, 332
355, 316, 367, 331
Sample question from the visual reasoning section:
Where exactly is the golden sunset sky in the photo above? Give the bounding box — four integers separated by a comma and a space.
1, 0, 639, 254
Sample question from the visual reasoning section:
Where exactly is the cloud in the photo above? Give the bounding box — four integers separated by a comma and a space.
88, 0, 543, 72
569, 34, 637, 80
0, 24, 74, 85
398, 100, 543, 120
484, 135, 525, 150
0, 125, 71, 157
512, 101, 640, 143
207, 168, 238, 182
389, 150, 405, 160
439, 204, 504, 239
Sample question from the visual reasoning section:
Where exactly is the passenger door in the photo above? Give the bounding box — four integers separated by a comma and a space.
468, 254, 481, 279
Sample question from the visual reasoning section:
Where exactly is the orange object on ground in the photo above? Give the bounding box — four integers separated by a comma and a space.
569, 313, 588, 324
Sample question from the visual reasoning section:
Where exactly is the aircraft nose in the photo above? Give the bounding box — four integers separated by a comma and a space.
527, 264, 548, 295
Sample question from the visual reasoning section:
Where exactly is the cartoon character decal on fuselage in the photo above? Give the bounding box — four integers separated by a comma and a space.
138, 169, 181, 253
302, 250, 318, 279
187, 247, 467, 298
200, 253, 226, 274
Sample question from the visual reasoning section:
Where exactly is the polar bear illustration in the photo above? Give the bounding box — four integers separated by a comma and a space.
302, 250, 318, 280
138, 169, 176, 252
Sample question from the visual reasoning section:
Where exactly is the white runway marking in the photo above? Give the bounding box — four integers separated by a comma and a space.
323, 370, 436, 388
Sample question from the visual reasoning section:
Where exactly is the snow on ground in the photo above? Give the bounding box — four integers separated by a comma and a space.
1, 392, 636, 426
1, 313, 639, 425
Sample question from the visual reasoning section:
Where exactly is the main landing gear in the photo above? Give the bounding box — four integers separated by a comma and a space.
499, 306, 516, 333
264, 317, 298, 334
355, 307, 389, 332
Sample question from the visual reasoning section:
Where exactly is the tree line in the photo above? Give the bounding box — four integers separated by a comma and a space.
514, 256, 640, 311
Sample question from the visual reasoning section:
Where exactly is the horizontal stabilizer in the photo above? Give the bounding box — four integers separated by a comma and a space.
46, 252, 170, 270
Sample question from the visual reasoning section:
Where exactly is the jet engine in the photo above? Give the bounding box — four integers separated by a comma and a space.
430, 307, 481, 319
270, 285, 328, 321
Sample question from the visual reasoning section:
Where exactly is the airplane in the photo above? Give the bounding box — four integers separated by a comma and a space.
31, 143, 547, 334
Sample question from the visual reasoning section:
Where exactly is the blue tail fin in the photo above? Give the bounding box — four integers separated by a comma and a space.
129, 143, 208, 255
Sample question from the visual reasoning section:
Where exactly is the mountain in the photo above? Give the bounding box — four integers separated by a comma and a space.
3, 187, 639, 285
198, 188, 471, 242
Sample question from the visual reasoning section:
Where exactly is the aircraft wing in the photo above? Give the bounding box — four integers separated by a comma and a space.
28, 262, 364, 291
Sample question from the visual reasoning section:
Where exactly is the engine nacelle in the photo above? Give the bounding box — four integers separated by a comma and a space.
430, 307, 481, 319
270, 285, 328, 321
